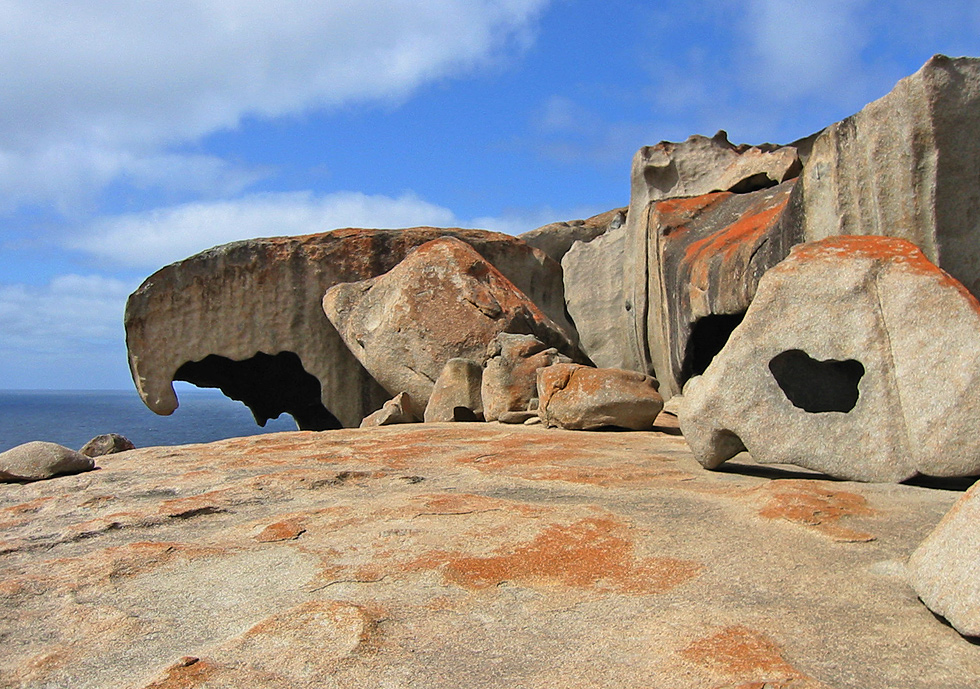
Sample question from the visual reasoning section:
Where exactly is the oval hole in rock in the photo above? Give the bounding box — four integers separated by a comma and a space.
768, 349, 864, 413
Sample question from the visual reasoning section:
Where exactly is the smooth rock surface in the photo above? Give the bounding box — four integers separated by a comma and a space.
681, 236, 980, 482
0, 423, 975, 688
481, 333, 571, 422
520, 207, 627, 264
324, 237, 583, 409
907, 479, 980, 637
799, 55, 980, 298
125, 227, 573, 430
424, 358, 485, 423
537, 364, 664, 430
80, 434, 135, 458
0, 441, 95, 482
359, 392, 419, 428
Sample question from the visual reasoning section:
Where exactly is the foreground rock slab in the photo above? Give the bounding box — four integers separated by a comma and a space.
1, 424, 976, 688
908, 479, 980, 637
681, 236, 980, 482
0, 441, 95, 482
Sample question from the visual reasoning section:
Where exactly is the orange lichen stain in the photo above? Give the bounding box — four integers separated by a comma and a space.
412, 492, 525, 516
1, 497, 56, 515
517, 465, 693, 487
656, 192, 730, 230
255, 518, 306, 542
410, 517, 702, 594
142, 656, 218, 689
680, 626, 800, 677
756, 480, 875, 542
158, 487, 246, 518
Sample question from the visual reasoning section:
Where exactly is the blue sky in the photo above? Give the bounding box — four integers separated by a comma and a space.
2, 0, 980, 390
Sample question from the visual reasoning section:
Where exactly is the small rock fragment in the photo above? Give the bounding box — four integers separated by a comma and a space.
0, 441, 96, 482
80, 433, 136, 457
498, 410, 538, 424
359, 392, 419, 428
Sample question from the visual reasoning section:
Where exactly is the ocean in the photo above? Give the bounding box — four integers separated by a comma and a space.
0, 386, 299, 453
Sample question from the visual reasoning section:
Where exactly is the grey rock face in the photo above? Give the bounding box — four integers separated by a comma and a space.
125, 227, 573, 429
799, 55, 980, 298
324, 237, 583, 410
0, 441, 95, 482
908, 480, 980, 637
359, 392, 419, 428
424, 358, 484, 423
80, 433, 136, 457
537, 364, 664, 431
519, 207, 627, 264
481, 333, 571, 422
680, 236, 980, 482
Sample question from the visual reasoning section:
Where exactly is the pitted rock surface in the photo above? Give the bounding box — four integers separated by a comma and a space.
1, 423, 976, 688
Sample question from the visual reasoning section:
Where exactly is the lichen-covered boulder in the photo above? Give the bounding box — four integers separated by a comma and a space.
424, 358, 484, 423
537, 364, 664, 431
907, 480, 980, 637
481, 333, 571, 422
323, 237, 584, 410
680, 236, 980, 482
125, 228, 574, 430
0, 441, 95, 482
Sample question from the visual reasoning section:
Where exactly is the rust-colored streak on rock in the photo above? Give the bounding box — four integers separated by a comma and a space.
413, 517, 701, 594
680, 625, 801, 677
656, 192, 730, 228
756, 480, 875, 542
255, 518, 306, 542
142, 656, 217, 689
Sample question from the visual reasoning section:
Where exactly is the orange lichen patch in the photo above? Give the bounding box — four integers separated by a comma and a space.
142, 656, 219, 689
1, 497, 56, 515
409, 517, 702, 594
158, 487, 253, 518
64, 510, 162, 539
680, 626, 801, 677
510, 464, 694, 487
656, 192, 730, 232
412, 492, 521, 516
255, 518, 305, 542
755, 480, 875, 542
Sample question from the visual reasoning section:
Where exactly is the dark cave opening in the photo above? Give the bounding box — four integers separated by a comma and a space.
681, 312, 746, 384
174, 351, 342, 431
768, 349, 865, 413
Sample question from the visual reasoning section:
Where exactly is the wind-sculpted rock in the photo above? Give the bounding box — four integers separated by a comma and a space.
681, 236, 980, 482
80, 433, 135, 458
359, 392, 419, 428
537, 364, 664, 431
0, 441, 95, 482
323, 237, 584, 410
519, 207, 627, 264
424, 358, 484, 423
798, 55, 980, 298
481, 333, 572, 422
125, 228, 573, 429
907, 480, 980, 637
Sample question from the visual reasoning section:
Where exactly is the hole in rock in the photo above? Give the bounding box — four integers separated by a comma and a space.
768, 350, 864, 414
681, 312, 746, 383
726, 172, 778, 194
174, 351, 341, 431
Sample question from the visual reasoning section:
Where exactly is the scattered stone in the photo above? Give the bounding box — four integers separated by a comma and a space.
359, 392, 419, 428
424, 358, 484, 423
681, 236, 980, 482
907, 479, 980, 637
481, 333, 572, 422
537, 364, 664, 431
523, 415, 542, 425
798, 54, 980, 299
80, 433, 135, 457
0, 441, 95, 482
498, 410, 538, 424
125, 227, 574, 429
519, 207, 627, 264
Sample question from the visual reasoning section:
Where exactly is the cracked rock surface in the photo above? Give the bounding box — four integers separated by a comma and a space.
1, 421, 976, 688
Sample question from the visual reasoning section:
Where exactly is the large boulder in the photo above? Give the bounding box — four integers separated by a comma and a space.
798, 55, 980, 298
323, 237, 584, 409
680, 236, 980, 482
481, 333, 571, 422
125, 228, 574, 429
0, 441, 95, 482
537, 364, 664, 431
907, 480, 980, 637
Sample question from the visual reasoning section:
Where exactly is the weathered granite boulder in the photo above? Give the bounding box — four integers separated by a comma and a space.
481, 333, 572, 422
424, 358, 484, 423
323, 237, 584, 409
537, 364, 664, 431
125, 227, 574, 430
621, 180, 803, 399
798, 55, 980, 298
907, 479, 980, 637
0, 441, 95, 482
681, 236, 980, 482
80, 433, 135, 458
519, 207, 627, 264
359, 392, 419, 428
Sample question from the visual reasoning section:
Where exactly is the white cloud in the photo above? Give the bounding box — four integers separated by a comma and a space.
0, 0, 550, 212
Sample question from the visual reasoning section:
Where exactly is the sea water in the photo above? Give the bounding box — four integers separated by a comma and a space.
0, 386, 299, 453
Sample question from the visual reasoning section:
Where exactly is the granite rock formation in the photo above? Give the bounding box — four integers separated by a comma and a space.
481, 333, 571, 422
125, 228, 573, 430
424, 358, 485, 423
0, 441, 95, 482
80, 433, 135, 458
519, 207, 627, 264
680, 236, 980, 482
537, 364, 664, 431
322, 237, 583, 409
359, 392, 420, 428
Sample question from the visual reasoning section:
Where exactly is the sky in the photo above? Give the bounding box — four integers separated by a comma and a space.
2, 0, 980, 390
